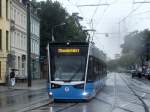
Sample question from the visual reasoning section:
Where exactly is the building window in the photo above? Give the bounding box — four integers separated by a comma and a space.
0, 61, 1, 80
0, 0, 2, 17
18, 56, 20, 74
0, 29, 2, 50
6, 31, 9, 51
14, 9, 17, 21
6, 0, 8, 19
11, 7, 13, 20
21, 34, 23, 49
17, 32, 20, 48
14, 32, 16, 47
11, 32, 14, 47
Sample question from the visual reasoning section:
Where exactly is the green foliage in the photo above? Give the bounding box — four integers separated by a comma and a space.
32, 0, 87, 56
107, 59, 119, 71
107, 29, 150, 71
120, 29, 150, 68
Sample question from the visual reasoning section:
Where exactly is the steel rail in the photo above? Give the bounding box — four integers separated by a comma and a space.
28, 102, 79, 112
120, 76, 149, 112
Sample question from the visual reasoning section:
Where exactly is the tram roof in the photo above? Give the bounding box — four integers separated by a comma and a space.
49, 41, 89, 46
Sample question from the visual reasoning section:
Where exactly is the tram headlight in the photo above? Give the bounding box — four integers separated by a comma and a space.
49, 92, 53, 96
82, 91, 88, 96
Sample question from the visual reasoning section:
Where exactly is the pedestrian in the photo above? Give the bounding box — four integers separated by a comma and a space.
10, 69, 16, 86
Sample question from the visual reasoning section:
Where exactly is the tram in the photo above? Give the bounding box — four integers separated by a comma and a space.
47, 42, 107, 101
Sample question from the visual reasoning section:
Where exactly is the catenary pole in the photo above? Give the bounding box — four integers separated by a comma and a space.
27, 1, 31, 87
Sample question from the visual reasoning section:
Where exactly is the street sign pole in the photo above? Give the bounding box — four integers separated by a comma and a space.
27, 1, 32, 87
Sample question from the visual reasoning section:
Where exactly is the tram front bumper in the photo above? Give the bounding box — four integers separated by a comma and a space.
48, 90, 93, 100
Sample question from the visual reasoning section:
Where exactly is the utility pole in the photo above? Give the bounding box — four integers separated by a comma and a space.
27, 1, 31, 87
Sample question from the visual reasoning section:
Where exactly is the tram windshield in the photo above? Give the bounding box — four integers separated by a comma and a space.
50, 46, 88, 82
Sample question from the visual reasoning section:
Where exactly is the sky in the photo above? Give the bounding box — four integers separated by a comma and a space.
36, 0, 150, 59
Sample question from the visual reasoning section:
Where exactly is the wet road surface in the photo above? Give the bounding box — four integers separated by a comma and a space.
1, 73, 150, 112
0, 88, 48, 112
31, 73, 150, 112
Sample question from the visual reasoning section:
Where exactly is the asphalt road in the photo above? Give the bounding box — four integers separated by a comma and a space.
30, 73, 150, 112
1, 73, 150, 112
0, 88, 48, 112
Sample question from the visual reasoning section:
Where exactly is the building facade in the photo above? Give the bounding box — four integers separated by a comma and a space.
10, 0, 40, 79
0, 0, 10, 83
30, 11, 40, 79
10, 0, 27, 79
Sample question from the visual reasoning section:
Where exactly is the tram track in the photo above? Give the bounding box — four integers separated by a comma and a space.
94, 73, 135, 112
54, 103, 79, 112
94, 97, 134, 112
0, 88, 46, 97
19, 73, 150, 112
120, 75, 149, 112
24, 101, 79, 112
15, 98, 49, 112
129, 79, 150, 95
110, 73, 135, 112
124, 76, 150, 101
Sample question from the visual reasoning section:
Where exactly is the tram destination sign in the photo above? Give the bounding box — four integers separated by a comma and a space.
58, 48, 80, 53
50, 46, 88, 56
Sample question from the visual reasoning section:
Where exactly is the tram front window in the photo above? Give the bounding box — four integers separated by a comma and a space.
51, 56, 86, 82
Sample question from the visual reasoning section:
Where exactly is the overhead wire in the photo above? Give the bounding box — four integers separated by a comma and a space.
94, 0, 119, 27
67, 0, 84, 17
119, 0, 149, 42
91, 6, 109, 40
90, 0, 104, 41
67, 0, 91, 29
133, 10, 150, 15
91, 0, 119, 39
91, 0, 102, 21
66, 0, 119, 41
119, 0, 144, 23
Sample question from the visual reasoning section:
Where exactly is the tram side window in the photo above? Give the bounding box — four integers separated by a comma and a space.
87, 57, 104, 81
93, 57, 98, 81
99, 62, 102, 79
102, 65, 105, 78
95, 59, 99, 81
99, 63, 102, 79
87, 57, 95, 82
93, 60, 96, 80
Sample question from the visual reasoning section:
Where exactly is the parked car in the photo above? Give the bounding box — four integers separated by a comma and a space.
145, 68, 150, 80
131, 69, 142, 78
131, 69, 137, 78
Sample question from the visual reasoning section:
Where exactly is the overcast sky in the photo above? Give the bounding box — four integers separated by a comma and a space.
36, 0, 150, 59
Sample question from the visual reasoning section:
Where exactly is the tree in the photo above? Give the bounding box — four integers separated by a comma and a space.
120, 29, 150, 68
32, 0, 87, 57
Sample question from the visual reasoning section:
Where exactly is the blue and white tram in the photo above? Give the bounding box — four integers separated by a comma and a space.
47, 42, 107, 101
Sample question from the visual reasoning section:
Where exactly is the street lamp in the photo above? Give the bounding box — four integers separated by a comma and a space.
51, 23, 66, 41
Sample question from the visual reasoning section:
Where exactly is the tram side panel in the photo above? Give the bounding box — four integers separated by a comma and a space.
86, 56, 107, 97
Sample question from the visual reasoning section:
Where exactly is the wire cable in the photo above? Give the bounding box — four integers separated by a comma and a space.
119, 1, 144, 23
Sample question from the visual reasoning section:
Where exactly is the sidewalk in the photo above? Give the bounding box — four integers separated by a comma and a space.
0, 86, 10, 92
0, 79, 47, 92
